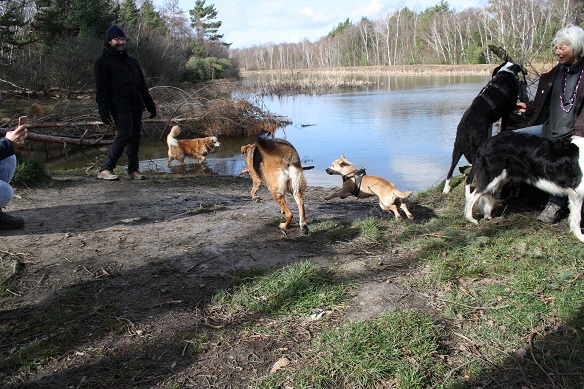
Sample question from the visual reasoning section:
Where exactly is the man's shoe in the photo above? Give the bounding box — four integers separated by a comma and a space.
537, 201, 564, 224
0, 210, 25, 229
97, 170, 119, 180
128, 171, 146, 180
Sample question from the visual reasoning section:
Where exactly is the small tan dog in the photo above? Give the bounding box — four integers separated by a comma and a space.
325, 154, 414, 221
166, 125, 220, 166
240, 137, 308, 233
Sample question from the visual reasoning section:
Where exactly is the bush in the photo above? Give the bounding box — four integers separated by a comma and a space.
182, 56, 232, 82
12, 160, 51, 188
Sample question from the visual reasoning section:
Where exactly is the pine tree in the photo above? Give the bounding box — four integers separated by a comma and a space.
120, 0, 140, 29
140, 0, 165, 33
32, 0, 118, 46
0, 0, 27, 52
189, 0, 223, 42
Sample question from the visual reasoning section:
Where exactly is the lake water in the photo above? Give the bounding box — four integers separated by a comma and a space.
259, 74, 491, 191
36, 74, 491, 192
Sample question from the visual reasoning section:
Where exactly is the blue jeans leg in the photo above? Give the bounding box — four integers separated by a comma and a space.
0, 155, 16, 207
514, 125, 543, 136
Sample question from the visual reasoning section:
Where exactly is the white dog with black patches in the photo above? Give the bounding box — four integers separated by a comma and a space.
464, 131, 584, 242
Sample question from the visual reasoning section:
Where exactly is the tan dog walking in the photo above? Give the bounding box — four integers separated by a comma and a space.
240, 137, 309, 233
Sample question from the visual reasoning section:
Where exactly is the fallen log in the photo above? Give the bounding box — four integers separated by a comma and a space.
1, 128, 112, 146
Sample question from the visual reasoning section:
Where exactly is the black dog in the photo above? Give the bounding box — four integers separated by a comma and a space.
464, 131, 584, 243
443, 62, 526, 193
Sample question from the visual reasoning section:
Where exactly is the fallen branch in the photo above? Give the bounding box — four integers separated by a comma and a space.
1, 128, 112, 146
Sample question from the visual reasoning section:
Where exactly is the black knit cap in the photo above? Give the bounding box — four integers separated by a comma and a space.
106, 25, 125, 41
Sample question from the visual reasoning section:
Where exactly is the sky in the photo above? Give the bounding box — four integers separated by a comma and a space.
158, 0, 484, 49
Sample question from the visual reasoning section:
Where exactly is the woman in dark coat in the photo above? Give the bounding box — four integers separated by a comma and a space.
516, 24, 584, 223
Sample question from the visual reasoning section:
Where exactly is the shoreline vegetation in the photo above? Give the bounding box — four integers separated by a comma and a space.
240, 63, 552, 96
242, 63, 495, 76
241, 63, 553, 76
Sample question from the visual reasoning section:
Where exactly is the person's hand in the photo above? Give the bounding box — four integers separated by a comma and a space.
148, 107, 156, 119
100, 113, 112, 125
514, 102, 527, 113
5, 124, 27, 148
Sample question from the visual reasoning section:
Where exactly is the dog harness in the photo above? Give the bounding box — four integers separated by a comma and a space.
342, 168, 367, 197
478, 81, 514, 116
478, 66, 526, 117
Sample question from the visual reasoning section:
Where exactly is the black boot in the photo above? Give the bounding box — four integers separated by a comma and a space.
0, 210, 25, 229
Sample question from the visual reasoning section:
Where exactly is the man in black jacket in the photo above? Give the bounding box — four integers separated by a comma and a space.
95, 24, 156, 180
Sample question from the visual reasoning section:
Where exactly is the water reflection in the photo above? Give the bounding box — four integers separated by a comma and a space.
23, 73, 491, 192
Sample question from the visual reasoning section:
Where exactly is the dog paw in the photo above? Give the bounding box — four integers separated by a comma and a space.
279, 222, 289, 230
252, 196, 261, 203
300, 224, 309, 234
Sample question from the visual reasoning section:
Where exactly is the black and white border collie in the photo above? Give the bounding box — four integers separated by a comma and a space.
443, 61, 526, 194
464, 131, 584, 242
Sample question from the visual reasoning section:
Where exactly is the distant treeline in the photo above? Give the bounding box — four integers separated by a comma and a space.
231, 0, 581, 70
0, 0, 581, 95
0, 0, 235, 94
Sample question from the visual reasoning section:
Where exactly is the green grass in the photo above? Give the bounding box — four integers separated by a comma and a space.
251, 181, 584, 388
308, 217, 387, 243
12, 159, 51, 187
209, 261, 351, 317
186, 203, 227, 214
257, 310, 446, 388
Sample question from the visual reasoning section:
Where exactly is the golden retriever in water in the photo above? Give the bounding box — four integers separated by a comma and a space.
166, 125, 220, 166
325, 154, 414, 221
240, 137, 309, 233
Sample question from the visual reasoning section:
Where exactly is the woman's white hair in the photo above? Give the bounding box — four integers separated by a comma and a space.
553, 24, 584, 57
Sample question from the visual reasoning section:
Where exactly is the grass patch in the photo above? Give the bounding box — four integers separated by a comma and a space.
209, 261, 351, 317
309, 217, 387, 243
257, 310, 446, 388
257, 183, 584, 387
186, 203, 227, 214
12, 159, 51, 187
400, 184, 584, 386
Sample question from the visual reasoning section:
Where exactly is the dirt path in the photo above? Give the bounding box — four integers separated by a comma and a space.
0, 173, 431, 388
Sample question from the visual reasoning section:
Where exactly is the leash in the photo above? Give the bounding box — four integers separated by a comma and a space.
342, 168, 366, 197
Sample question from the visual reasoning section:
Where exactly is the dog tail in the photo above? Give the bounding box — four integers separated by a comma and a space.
256, 136, 302, 165
395, 189, 413, 199
167, 126, 181, 146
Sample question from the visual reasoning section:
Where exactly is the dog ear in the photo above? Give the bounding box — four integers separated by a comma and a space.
492, 63, 504, 77
516, 63, 527, 75
341, 154, 345, 159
